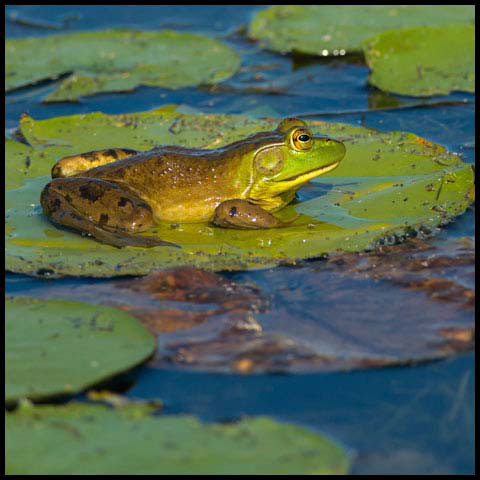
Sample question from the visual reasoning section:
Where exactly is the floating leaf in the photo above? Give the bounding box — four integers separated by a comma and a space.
363, 25, 474, 96
5, 30, 241, 101
5, 109, 474, 277
6, 402, 351, 474
248, 5, 474, 55
5, 297, 155, 403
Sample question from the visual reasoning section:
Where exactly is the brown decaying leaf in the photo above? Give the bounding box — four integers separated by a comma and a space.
108, 267, 268, 334
176, 238, 470, 372
325, 236, 474, 310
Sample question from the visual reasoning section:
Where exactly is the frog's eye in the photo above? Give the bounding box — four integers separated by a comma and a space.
291, 128, 314, 151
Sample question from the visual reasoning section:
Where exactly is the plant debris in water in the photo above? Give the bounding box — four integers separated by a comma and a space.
13, 243, 473, 374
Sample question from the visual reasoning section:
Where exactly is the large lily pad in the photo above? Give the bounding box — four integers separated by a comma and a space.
5, 108, 474, 277
5, 30, 241, 101
248, 5, 474, 56
5, 297, 156, 403
363, 25, 475, 97
6, 402, 351, 474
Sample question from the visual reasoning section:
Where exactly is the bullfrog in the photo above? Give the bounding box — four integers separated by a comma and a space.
40, 118, 345, 248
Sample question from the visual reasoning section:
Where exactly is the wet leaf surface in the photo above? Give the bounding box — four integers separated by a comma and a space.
5, 30, 241, 101
5, 297, 156, 404
6, 401, 351, 474
248, 5, 474, 55
5, 110, 474, 276
363, 25, 474, 97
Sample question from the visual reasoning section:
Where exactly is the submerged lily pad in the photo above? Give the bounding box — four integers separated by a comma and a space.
248, 5, 474, 56
145, 239, 474, 373
5, 109, 474, 277
5, 30, 241, 101
363, 25, 475, 96
6, 402, 351, 474
7, 243, 474, 374
5, 297, 155, 403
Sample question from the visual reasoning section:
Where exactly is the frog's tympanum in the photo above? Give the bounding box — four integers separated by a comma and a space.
40, 118, 345, 248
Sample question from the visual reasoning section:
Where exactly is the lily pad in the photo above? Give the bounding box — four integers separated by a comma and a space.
5, 30, 241, 101
363, 25, 475, 96
5, 109, 474, 277
248, 5, 474, 56
6, 402, 351, 474
5, 297, 156, 403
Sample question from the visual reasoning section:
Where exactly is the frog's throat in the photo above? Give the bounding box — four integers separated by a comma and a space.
247, 160, 340, 211
278, 160, 340, 184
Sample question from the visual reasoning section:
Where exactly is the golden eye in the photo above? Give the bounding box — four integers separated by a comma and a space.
291, 128, 313, 150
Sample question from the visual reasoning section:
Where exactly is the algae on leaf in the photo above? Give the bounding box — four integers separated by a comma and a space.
5, 138, 45, 191
6, 402, 351, 474
248, 5, 474, 55
363, 25, 475, 97
5, 30, 241, 101
5, 110, 474, 277
5, 297, 156, 403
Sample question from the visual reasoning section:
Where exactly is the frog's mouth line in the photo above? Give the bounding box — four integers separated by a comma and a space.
278, 160, 341, 183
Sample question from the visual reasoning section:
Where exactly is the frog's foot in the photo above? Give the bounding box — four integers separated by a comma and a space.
212, 199, 296, 229
40, 178, 179, 249
52, 148, 140, 178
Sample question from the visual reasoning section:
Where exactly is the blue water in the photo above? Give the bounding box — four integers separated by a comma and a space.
5, 5, 474, 474
129, 353, 474, 474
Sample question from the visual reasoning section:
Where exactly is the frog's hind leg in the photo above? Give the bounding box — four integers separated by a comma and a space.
40, 178, 178, 249
52, 148, 140, 178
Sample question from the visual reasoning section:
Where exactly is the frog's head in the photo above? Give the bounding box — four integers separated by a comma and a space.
247, 118, 346, 204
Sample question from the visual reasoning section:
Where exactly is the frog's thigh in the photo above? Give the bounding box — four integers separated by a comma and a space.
41, 177, 154, 233
212, 199, 283, 229
52, 148, 139, 178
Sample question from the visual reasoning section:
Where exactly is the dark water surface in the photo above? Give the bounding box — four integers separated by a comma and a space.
5, 5, 474, 474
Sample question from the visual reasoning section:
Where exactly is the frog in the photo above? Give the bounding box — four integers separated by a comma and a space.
40, 118, 346, 248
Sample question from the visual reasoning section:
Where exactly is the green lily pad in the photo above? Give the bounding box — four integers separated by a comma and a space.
6, 402, 351, 474
5, 297, 156, 403
5, 109, 474, 277
363, 25, 475, 96
248, 5, 474, 55
5, 30, 241, 101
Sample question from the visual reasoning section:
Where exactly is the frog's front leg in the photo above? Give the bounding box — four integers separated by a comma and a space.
40, 177, 178, 248
212, 199, 296, 229
52, 148, 139, 178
